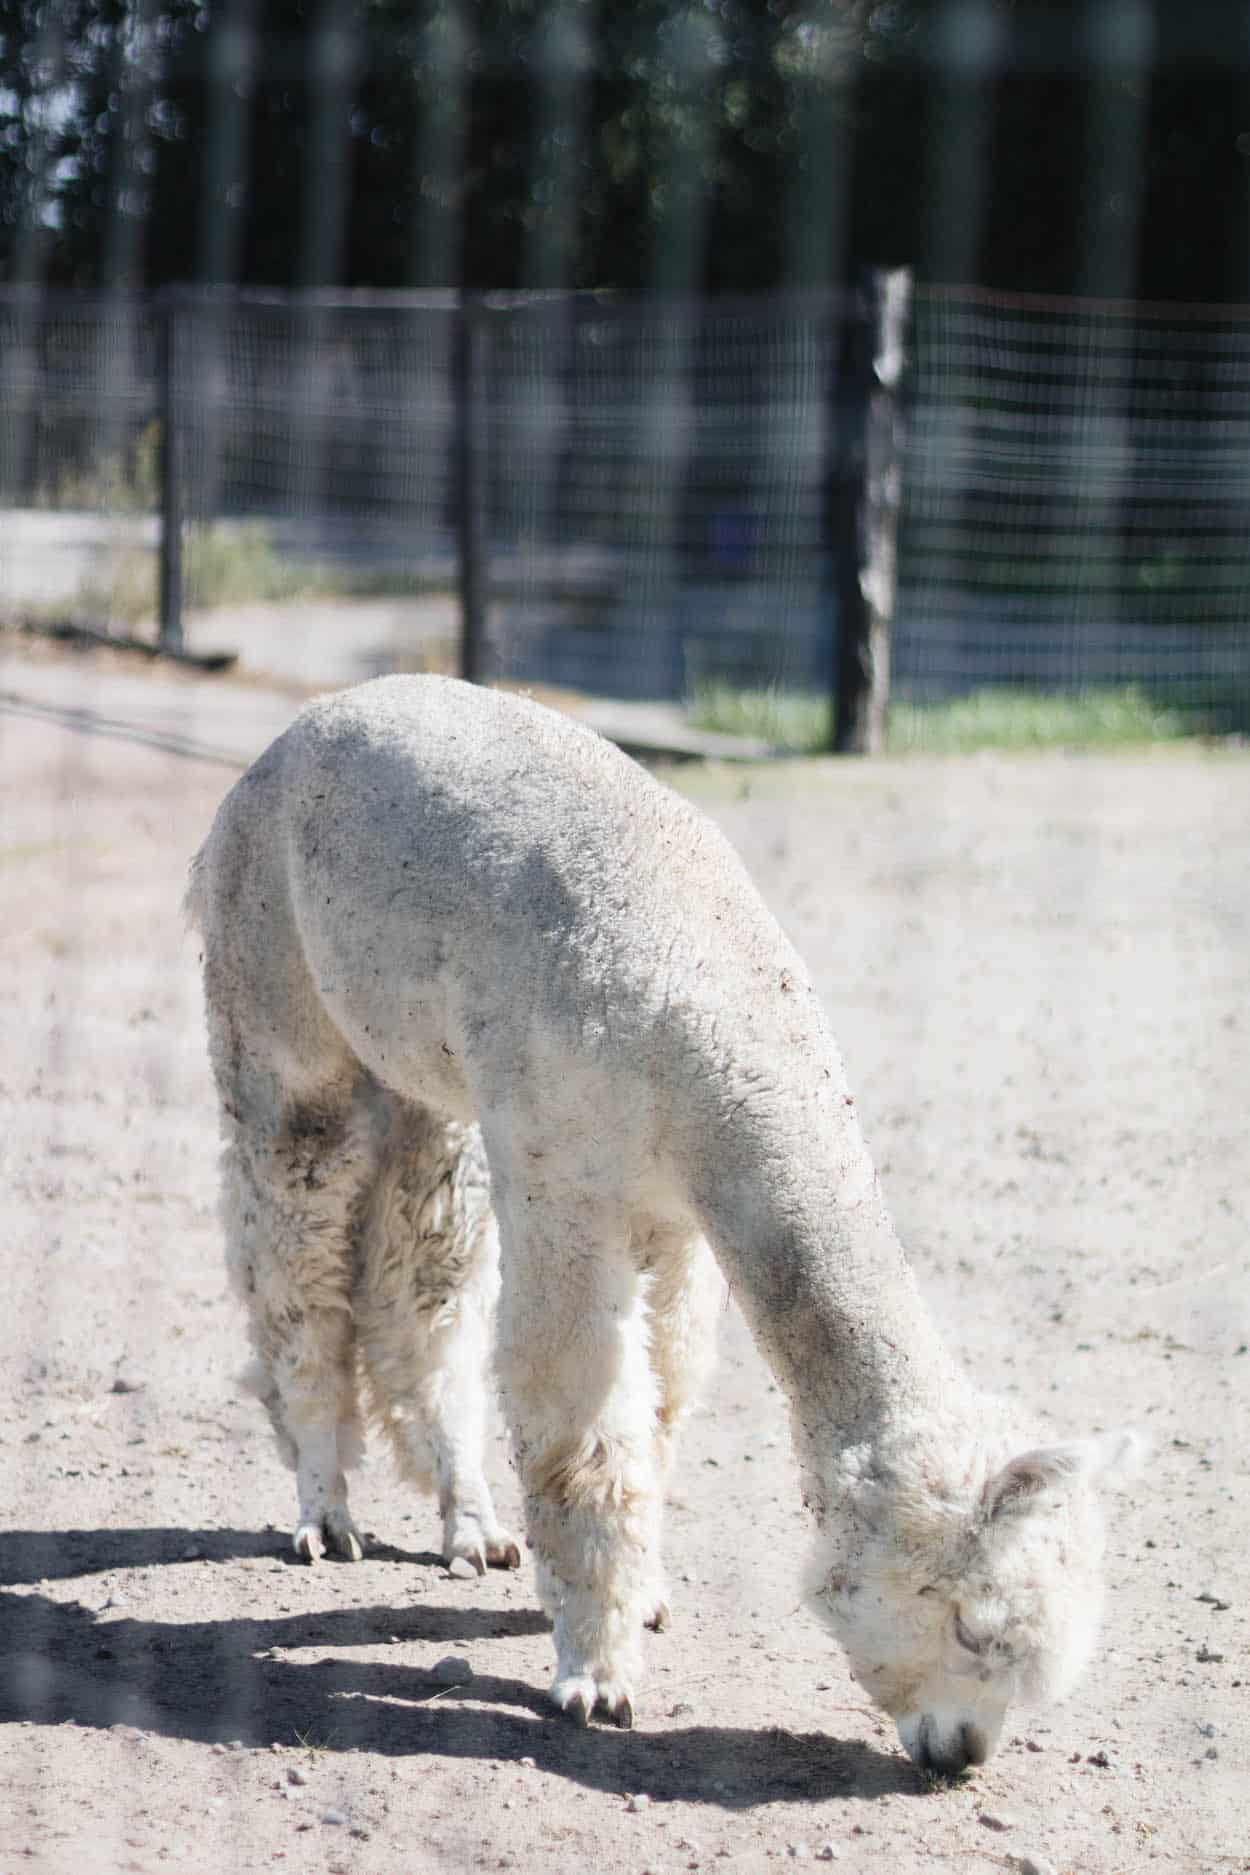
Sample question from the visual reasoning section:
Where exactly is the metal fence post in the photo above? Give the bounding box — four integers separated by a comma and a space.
455, 291, 489, 684
157, 289, 184, 654
830, 267, 911, 754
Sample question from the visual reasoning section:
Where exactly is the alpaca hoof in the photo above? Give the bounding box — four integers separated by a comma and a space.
598, 1687, 634, 1729
293, 1521, 325, 1564
444, 1514, 521, 1576
552, 1673, 635, 1728
326, 1513, 365, 1562
294, 1512, 364, 1563
553, 1677, 595, 1726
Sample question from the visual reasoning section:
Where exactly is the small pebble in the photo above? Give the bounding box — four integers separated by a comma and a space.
787, 1845, 810, 1860
518, 1756, 536, 1770
446, 1556, 478, 1581
428, 1654, 474, 1685
110, 1376, 143, 1394
669, 1701, 695, 1718
1196, 1591, 1231, 1610
181, 1545, 202, 1562
1086, 1750, 1111, 1769
1010, 1855, 1058, 1875
321, 1809, 347, 1827
815, 1848, 841, 1863
626, 1793, 652, 1813
978, 1812, 1017, 1833
1197, 1645, 1225, 1663
286, 1767, 308, 1787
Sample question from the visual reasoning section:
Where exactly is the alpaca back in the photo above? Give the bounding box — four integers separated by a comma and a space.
192, 676, 836, 1158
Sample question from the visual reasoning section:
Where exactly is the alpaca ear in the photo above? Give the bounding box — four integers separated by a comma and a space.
985, 1443, 1088, 1518
987, 1430, 1145, 1519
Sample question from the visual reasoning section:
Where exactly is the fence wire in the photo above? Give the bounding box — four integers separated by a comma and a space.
3, 283, 1250, 728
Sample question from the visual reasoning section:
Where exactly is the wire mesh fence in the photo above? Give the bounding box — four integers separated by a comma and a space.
3, 281, 1250, 731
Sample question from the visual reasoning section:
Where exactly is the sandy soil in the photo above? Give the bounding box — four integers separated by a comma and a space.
1, 641, 1247, 1875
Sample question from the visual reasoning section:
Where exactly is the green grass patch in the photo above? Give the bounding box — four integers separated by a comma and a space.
888, 685, 1198, 752
70, 523, 331, 626
687, 681, 832, 752
688, 681, 1202, 754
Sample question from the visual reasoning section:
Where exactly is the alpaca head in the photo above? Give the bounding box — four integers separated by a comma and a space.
807, 1426, 1138, 1775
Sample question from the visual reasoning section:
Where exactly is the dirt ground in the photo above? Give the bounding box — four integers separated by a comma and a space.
1, 639, 1247, 1875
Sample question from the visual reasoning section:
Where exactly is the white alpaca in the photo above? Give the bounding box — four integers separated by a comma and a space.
188, 674, 1131, 1771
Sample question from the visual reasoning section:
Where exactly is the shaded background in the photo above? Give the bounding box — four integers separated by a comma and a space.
4, 1, 1250, 738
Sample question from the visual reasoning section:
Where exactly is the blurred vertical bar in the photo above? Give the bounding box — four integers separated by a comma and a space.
190, 0, 259, 621
455, 292, 489, 684
292, 0, 358, 542
925, 0, 1001, 287
917, 0, 1001, 704
505, 2, 591, 687
0, 5, 67, 517
1076, 0, 1153, 683
157, 289, 184, 652
1075, 0, 1151, 299
635, 4, 721, 701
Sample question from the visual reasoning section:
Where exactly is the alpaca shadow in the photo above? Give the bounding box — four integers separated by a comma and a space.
0, 1529, 922, 1807
0, 1524, 450, 1583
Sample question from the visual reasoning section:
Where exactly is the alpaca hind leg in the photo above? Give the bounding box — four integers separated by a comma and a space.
356, 1101, 519, 1573
495, 1182, 658, 1728
221, 1087, 372, 1562
638, 1229, 724, 1631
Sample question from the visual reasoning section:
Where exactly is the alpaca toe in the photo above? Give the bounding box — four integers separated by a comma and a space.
445, 1511, 521, 1576
552, 1674, 597, 1726
443, 1514, 488, 1576
644, 1598, 670, 1632
552, 1672, 635, 1728
596, 1684, 635, 1729
324, 1509, 365, 1562
293, 1521, 325, 1564
485, 1531, 522, 1571
295, 1511, 363, 1563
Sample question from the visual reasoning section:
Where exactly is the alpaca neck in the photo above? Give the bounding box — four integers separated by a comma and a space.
690, 1090, 971, 1460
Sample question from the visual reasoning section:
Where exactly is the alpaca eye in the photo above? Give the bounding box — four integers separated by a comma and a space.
954, 1612, 985, 1656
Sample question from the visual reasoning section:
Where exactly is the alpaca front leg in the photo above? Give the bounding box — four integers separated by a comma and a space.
496, 1207, 658, 1728
639, 1228, 724, 1632
292, 1417, 364, 1563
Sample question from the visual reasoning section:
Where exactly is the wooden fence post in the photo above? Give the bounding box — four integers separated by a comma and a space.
830, 267, 912, 754
455, 291, 489, 684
